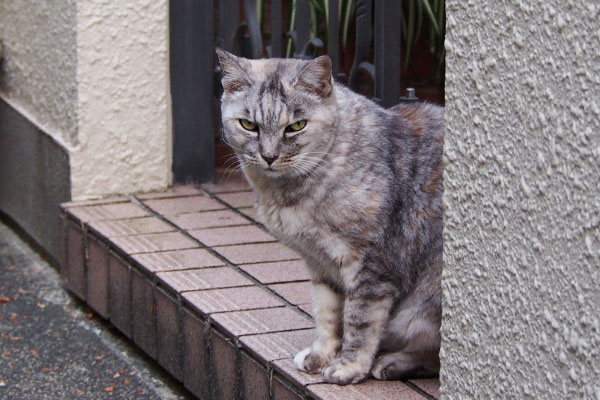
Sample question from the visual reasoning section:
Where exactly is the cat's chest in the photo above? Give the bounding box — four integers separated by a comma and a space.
256, 199, 353, 267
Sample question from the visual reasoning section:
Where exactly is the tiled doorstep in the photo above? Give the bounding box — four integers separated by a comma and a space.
60, 184, 440, 400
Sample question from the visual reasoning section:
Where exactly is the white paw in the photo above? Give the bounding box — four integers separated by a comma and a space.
293, 347, 312, 372
323, 358, 369, 385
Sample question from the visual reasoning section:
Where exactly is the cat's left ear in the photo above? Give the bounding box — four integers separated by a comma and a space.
293, 56, 333, 98
216, 48, 252, 94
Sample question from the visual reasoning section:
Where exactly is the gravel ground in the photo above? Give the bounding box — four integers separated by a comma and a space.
0, 221, 194, 399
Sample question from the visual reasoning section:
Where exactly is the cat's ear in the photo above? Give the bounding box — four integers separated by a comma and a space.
293, 55, 333, 97
216, 48, 252, 94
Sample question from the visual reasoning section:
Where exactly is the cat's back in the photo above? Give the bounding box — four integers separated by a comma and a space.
391, 102, 444, 145
390, 102, 445, 199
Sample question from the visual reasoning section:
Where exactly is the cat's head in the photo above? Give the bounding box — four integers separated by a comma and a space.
216, 49, 336, 179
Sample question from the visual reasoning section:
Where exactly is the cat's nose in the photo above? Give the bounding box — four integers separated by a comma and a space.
261, 154, 278, 166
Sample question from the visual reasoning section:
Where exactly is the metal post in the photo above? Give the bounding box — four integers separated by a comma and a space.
375, 0, 402, 107
170, 0, 215, 183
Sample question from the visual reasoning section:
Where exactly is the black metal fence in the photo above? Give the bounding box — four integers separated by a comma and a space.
170, 0, 411, 184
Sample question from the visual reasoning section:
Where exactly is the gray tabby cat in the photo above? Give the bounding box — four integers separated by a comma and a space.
216, 49, 444, 385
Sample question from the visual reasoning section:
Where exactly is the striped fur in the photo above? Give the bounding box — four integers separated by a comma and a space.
217, 49, 444, 385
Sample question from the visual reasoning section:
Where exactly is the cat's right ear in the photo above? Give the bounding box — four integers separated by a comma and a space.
293, 55, 333, 98
216, 49, 252, 94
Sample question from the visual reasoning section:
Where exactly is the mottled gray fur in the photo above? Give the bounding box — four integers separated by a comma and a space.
216, 49, 444, 385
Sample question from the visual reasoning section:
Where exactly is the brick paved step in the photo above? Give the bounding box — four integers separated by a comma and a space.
60, 179, 440, 400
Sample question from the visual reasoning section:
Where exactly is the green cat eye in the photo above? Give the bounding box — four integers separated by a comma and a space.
239, 119, 258, 131
287, 120, 307, 132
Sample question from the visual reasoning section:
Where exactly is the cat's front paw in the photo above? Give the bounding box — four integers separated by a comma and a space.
293, 346, 336, 374
322, 357, 369, 385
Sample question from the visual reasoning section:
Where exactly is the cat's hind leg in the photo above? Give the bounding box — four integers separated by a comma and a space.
371, 350, 439, 380
373, 295, 441, 380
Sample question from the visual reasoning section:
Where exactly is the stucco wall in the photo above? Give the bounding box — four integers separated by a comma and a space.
0, 0, 78, 147
0, 0, 172, 200
442, 1, 600, 398
72, 0, 171, 200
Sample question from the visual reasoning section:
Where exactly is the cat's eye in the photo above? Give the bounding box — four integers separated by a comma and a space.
239, 119, 258, 131
285, 120, 307, 133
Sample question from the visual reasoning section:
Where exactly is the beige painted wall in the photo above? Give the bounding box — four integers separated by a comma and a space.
442, 1, 600, 398
0, 0, 171, 200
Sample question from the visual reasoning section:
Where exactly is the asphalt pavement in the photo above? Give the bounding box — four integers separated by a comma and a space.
0, 220, 194, 399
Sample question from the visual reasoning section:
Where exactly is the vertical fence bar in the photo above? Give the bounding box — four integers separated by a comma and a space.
270, 0, 282, 57
327, 0, 339, 76
170, 0, 215, 183
375, 0, 402, 107
220, 0, 240, 52
243, 0, 264, 58
294, 0, 310, 58
348, 0, 372, 91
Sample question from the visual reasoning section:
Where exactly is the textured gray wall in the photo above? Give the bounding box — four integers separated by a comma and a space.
0, 0, 78, 146
441, 1, 599, 398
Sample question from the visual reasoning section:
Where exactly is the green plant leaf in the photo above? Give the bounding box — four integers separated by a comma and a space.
421, 0, 440, 36
341, 0, 355, 50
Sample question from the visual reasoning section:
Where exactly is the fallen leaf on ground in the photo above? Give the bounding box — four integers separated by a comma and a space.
104, 386, 115, 392
0, 296, 13, 304
0, 380, 6, 387
29, 349, 38, 355
123, 380, 130, 386
74, 389, 84, 397
7, 265, 15, 271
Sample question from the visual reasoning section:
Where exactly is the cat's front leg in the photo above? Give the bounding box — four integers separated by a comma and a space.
294, 281, 343, 373
322, 285, 394, 385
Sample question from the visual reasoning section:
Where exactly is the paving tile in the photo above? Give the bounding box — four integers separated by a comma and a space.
210, 329, 238, 400
183, 286, 284, 314
272, 358, 327, 387
202, 171, 252, 193
216, 243, 300, 265
108, 252, 131, 338
410, 379, 440, 399
156, 287, 182, 380
214, 191, 255, 208
136, 185, 202, 200
143, 195, 225, 215
131, 268, 156, 359
89, 217, 174, 238
299, 303, 312, 316
269, 282, 312, 306
157, 267, 253, 292
86, 235, 109, 318
240, 351, 269, 400
166, 210, 250, 230
132, 248, 224, 273
60, 215, 68, 280
308, 380, 425, 400
65, 221, 86, 300
240, 329, 315, 362
188, 225, 276, 247
272, 376, 303, 400
61, 196, 129, 208
67, 202, 149, 223
239, 260, 310, 284
212, 307, 313, 337
238, 207, 259, 221
110, 231, 198, 254
182, 308, 210, 399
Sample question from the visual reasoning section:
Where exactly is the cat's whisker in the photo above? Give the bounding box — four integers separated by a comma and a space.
296, 158, 331, 176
